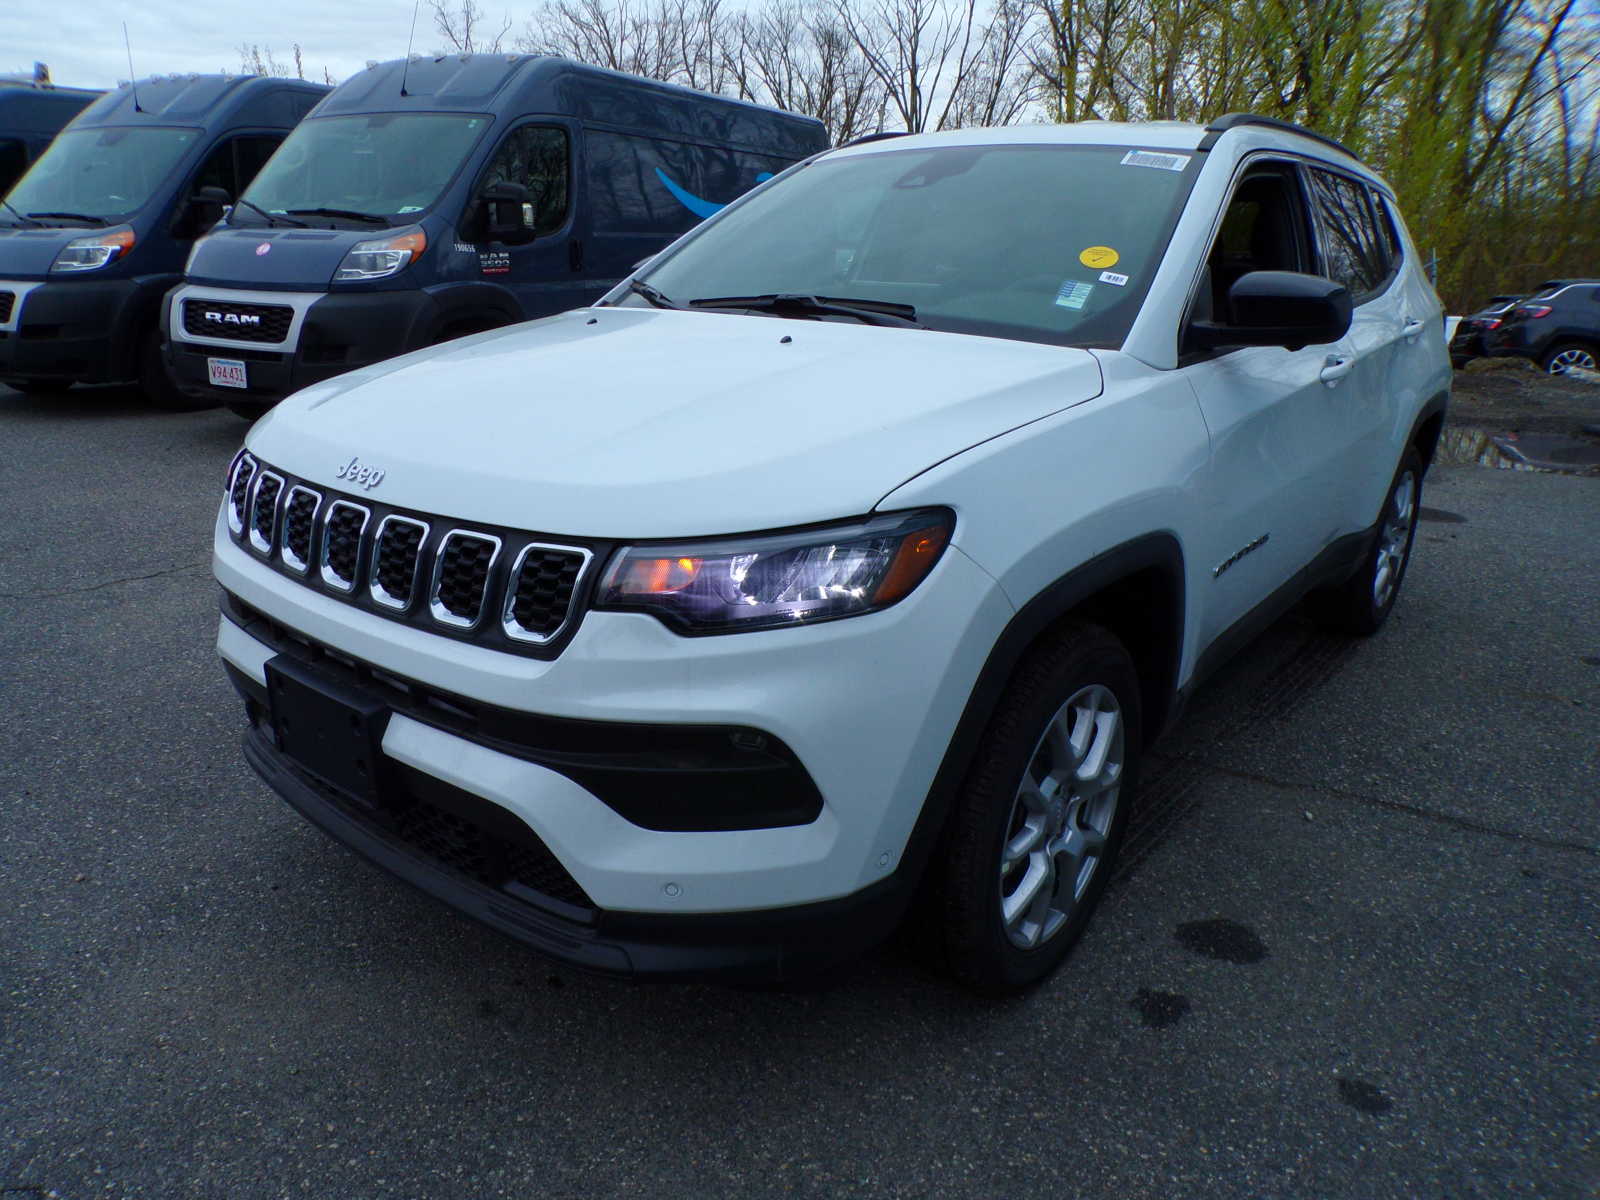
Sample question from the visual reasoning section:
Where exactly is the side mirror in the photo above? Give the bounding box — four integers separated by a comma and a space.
1188, 271, 1352, 352
179, 184, 232, 236
482, 181, 535, 245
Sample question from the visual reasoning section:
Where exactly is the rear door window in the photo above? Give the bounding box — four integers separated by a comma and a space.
1306, 168, 1390, 302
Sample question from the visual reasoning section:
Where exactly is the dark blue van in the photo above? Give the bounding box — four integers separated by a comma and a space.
0, 75, 327, 404
162, 55, 828, 416
0, 81, 102, 195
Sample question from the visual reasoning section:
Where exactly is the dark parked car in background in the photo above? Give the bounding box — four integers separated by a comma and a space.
1449, 293, 1520, 367
1483, 279, 1600, 374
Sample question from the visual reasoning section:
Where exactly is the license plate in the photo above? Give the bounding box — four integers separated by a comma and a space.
265, 657, 391, 806
208, 357, 248, 389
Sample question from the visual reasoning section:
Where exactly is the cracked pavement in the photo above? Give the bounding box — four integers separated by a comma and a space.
2, 383, 1597, 1198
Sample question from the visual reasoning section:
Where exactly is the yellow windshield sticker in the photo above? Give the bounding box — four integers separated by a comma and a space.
1079, 246, 1120, 270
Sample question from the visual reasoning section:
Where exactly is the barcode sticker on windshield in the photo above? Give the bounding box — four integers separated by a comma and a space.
1121, 150, 1190, 171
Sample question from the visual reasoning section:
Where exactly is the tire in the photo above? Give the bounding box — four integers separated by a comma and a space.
933, 622, 1141, 993
224, 399, 272, 422
1540, 342, 1599, 375
1311, 446, 1423, 635
141, 334, 216, 411
4, 379, 69, 395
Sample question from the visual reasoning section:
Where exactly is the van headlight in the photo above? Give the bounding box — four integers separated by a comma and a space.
333, 226, 425, 281
51, 226, 136, 273
596, 509, 952, 633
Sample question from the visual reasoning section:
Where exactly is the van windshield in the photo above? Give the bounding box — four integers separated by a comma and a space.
636, 143, 1199, 349
237, 113, 490, 225
3, 126, 200, 223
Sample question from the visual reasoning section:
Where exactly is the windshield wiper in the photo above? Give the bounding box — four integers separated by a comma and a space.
688, 293, 921, 328
1, 199, 39, 228
235, 197, 306, 228
627, 279, 684, 310
26, 211, 107, 227
287, 207, 388, 226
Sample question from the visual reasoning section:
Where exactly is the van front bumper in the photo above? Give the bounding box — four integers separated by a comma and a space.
0, 275, 171, 385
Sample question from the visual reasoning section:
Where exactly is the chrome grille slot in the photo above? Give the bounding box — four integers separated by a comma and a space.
370, 516, 430, 611
319, 501, 369, 592
503, 544, 592, 644
279, 485, 321, 573
227, 453, 258, 535
248, 472, 284, 554
430, 531, 502, 628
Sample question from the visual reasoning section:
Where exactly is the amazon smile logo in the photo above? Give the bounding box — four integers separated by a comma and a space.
654, 168, 775, 219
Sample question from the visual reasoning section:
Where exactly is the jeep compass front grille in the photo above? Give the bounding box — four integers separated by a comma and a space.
231, 457, 595, 656
182, 298, 294, 344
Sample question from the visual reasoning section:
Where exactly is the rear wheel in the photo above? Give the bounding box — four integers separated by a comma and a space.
933, 622, 1140, 993
1541, 342, 1598, 375
142, 334, 216, 411
1311, 447, 1422, 635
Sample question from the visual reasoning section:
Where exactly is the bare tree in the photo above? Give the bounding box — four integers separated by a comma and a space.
432, 0, 513, 53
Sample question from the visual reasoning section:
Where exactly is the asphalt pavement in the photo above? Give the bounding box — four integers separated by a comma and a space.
2, 382, 1597, 1199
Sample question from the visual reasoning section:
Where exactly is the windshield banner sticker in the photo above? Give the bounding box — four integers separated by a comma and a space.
1055, 281, 1095, 310
1099, 270, 1129, 287
1121, 150, 1190, 172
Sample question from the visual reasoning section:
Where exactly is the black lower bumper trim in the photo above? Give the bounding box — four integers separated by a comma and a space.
241, 724, 912, 983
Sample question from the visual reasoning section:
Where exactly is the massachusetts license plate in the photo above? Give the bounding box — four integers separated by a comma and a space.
208, 357, 248, 389
265, 657, 391, 806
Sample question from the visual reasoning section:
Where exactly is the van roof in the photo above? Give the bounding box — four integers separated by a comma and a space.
0, 82, 102, 133
318, 55, 827, 158
75, 74, 329, 129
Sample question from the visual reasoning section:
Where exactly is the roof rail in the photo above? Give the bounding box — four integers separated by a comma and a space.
1199, 113, 1357, 159
843, 130, 908, 148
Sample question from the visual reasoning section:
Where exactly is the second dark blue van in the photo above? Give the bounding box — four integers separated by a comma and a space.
0, 80, 102, 195
0, 74, 327, 404
162, 55, 828, 416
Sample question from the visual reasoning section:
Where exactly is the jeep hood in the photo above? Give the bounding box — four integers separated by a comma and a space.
247, 307, 1104, 538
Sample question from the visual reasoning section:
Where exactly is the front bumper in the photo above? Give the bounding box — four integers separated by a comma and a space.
0, 275, 172, 384
165, 285, 436, 411
215, 508, 1013, 975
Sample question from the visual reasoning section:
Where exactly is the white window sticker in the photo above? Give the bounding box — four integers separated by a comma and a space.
1055, 281, 1094, 310
1121, 149, 1191, 172
1099, 270, 1129, 287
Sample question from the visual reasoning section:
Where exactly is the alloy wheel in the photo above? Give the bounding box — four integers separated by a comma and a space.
1547, 347, 1597, 374
1373, 469, 1417, 610
998, 684, 1124, 950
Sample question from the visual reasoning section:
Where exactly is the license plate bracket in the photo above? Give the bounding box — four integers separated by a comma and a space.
265, 657, 391, 806
208, 357, 248, 389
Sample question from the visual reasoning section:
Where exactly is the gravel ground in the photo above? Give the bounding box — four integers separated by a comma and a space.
1448, 358, 1600, 438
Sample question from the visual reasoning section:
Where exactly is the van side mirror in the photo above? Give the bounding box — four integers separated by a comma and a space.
178, 185, 233, 237
1188, 271, 1353, 353
482, 181, 535, 245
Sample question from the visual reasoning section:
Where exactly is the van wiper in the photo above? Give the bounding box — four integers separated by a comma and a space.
27, 211, 107, 226
236, 197, 306, 228
688, 293, 921, 328
628, 279, 683, 309
1, 199, 39, 227
287, 207, 388, 226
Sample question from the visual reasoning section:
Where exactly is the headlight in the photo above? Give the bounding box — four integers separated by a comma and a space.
50, 226, 135, 273
333, 226, 425, 281
597, 509, 952, 634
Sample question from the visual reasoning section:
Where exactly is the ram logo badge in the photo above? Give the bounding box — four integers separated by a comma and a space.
205, 311, 262, 327
336, 456, 386, 490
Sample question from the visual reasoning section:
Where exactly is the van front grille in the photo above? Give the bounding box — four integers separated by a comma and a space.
183, 298, 294, 343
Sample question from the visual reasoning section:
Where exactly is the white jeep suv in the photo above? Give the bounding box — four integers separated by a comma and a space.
214, 114, 1449, 991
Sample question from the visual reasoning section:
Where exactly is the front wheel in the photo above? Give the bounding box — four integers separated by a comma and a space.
933, 622, 1141, 993
1311, 447, 1422, 635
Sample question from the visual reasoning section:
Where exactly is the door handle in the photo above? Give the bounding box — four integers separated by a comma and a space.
1319, 355, 1353, 386
1402, 318, 1426, 342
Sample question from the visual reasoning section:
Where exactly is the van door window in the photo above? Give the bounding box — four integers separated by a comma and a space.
1307, 168, 1388, 302
0, 138, 27, 196
478, 126, 568, 236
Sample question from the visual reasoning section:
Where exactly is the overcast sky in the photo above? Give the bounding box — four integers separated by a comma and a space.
1, 1, 482, 90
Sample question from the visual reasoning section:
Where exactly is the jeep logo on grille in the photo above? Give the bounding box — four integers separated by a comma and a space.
204, 310, 262, 327
336, 456, 386, 490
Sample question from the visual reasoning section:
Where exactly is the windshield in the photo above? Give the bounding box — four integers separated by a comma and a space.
636, 143, 1198, 349
237, 113, 491, 225
3, 126, 200, 223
